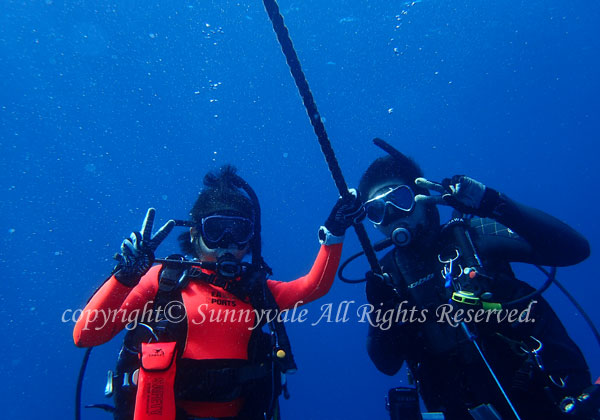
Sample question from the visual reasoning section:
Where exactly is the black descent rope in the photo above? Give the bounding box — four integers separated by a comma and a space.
261, 0, 382, 275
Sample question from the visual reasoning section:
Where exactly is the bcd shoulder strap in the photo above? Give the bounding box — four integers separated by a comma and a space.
152, 257, 189, 353
245, 268, 297, 374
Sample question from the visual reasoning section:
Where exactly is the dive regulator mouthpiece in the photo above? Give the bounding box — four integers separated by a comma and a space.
391, 227, 412, 247
216, 253, 241, 278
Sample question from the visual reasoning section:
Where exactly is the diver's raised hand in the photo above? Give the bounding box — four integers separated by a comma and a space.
324, 189, 365, 236
414, 176, 501, 217
113, 208, 175, 286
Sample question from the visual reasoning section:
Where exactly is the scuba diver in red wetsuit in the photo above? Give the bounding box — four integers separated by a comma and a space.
73, 165, 364, 420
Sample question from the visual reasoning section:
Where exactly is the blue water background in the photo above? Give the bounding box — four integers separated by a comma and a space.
1, 0, 599, 418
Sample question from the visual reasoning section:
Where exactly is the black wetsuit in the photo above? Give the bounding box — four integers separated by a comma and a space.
367, 195, 593, 420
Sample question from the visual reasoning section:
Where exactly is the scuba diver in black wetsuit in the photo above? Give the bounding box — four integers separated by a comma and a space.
354, 139, 600, 420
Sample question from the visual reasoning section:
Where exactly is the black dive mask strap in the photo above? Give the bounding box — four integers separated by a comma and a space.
372, 138, 430, 197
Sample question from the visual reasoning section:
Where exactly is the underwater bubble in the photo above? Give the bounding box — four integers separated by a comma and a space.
208, 81, 222, 90
85, 163, 96, 173
283, 152, 289, 158
8, 228, 15, 234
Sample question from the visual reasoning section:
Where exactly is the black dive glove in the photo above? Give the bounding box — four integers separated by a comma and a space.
113, 208, 175, 287
323, 188, 365, 237
415, 175, 501, 217
365, 271, 400, 309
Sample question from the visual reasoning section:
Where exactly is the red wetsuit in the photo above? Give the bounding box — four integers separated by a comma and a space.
73, 243, 342, 418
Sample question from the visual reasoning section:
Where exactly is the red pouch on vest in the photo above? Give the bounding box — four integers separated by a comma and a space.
133, 342, 177, 420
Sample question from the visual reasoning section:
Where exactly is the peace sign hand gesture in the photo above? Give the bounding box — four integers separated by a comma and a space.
114, 208, 175, 287
414, 176, 500, 217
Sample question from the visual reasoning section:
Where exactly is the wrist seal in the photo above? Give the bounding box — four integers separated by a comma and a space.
318, 226, 344, 245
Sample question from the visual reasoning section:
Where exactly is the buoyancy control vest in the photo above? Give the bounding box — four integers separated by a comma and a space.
378, 218, 599, 418
108, 259, 293, 420
380, 218, 511, 356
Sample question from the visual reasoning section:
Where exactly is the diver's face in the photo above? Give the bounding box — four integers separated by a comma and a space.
366, 178, 428, 238
190, 227, 250, 262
